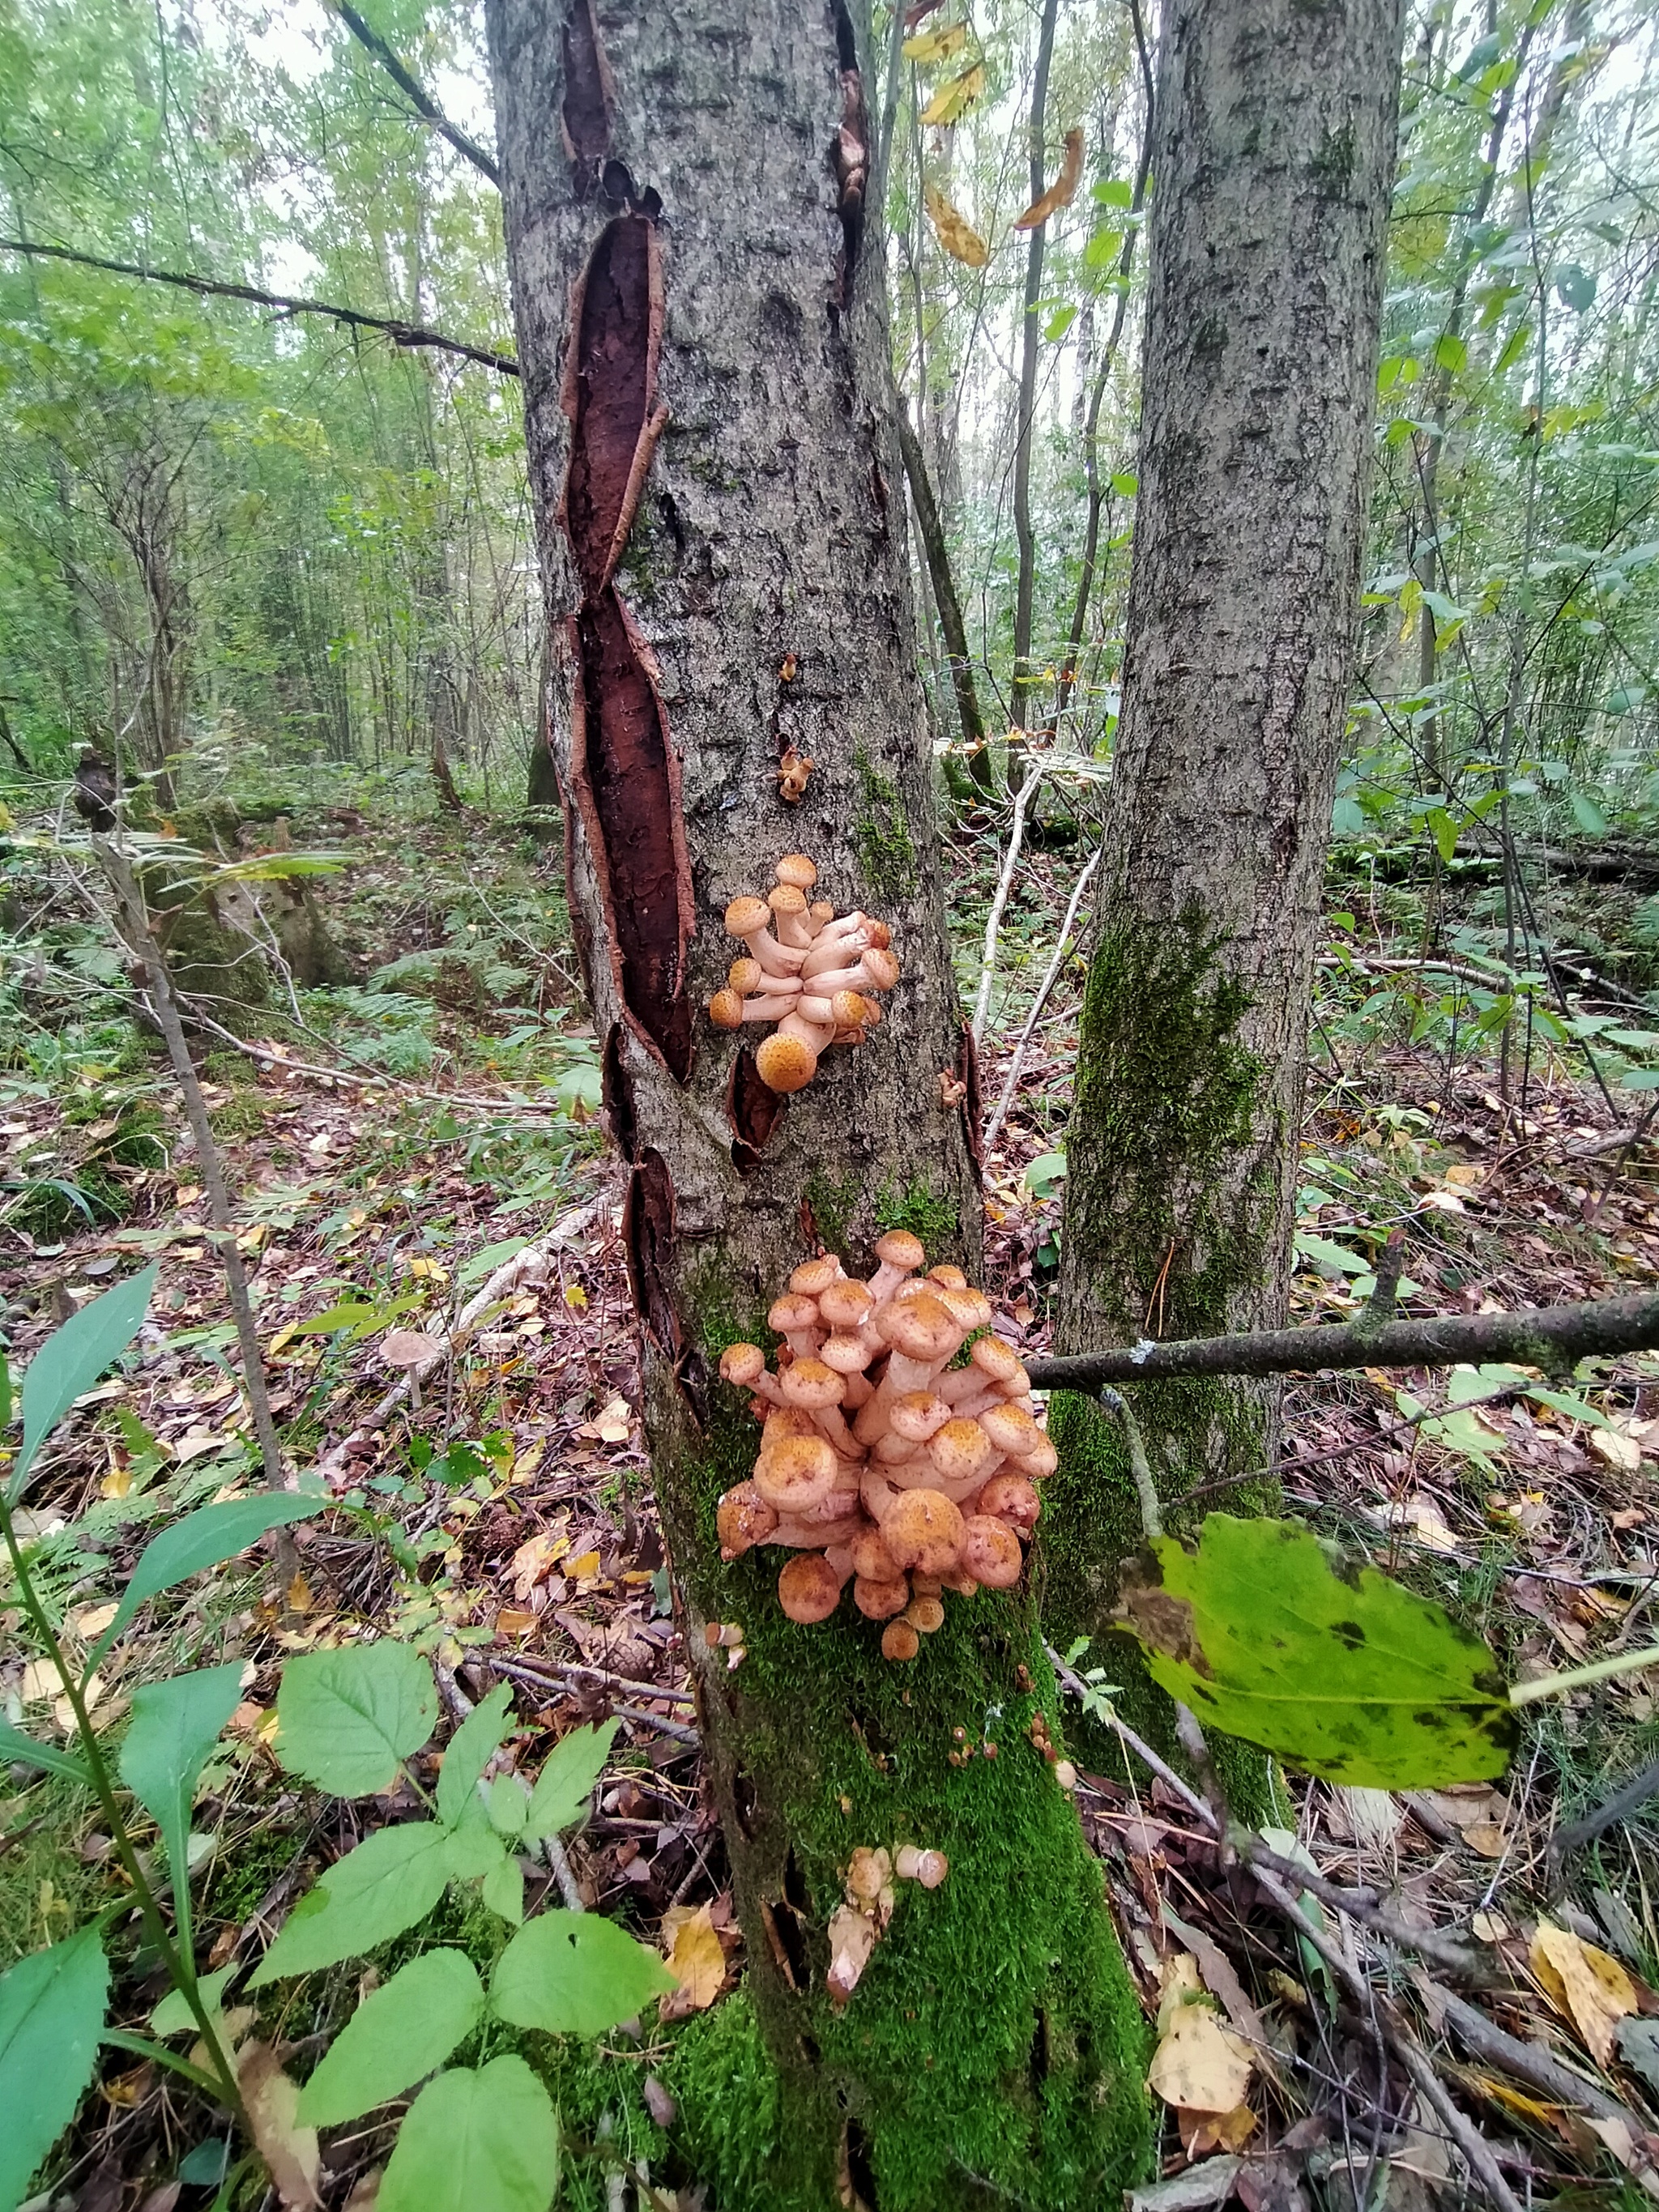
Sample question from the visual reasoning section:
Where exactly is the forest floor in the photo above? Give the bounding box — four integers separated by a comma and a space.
6, 786, 1659, 2212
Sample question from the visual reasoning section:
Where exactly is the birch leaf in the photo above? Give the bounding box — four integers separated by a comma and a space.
1013, 127, 1085, 231
924, 185, 989, 267
903, 21, 967, 62
919, 64, 985, 129
1530, 1922, 1640, 2067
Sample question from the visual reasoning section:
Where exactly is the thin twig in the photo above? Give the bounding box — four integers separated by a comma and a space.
983, 844, 1101, 1149
971, 767, 1044, 1045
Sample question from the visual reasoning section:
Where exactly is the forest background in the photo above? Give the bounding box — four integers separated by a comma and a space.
6, 0, 1659, 2206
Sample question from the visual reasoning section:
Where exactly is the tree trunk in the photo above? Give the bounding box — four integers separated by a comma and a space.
1046, 0, 1405, 1789
485, 3, 1147, 2205
1007, 0, 1060, 792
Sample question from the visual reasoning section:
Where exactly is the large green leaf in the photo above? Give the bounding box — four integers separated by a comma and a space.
0, 1925, 109, 2212
1111, 1515, 1516, 1788
249, 1822, 450, 1986
118, 1665, 243, 1951
275, 1642, 437, 1796
13, 1263, 156, 1499
489, 1912, 676, 2036
378, 2056, 558, 2212
436, 1683, 514, 1828
96, 1494, 327, 1664
296, 1950, 484, 2127
523, 1719, 617, 1841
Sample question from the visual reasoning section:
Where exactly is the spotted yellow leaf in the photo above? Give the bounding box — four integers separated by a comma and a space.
919, 62, 985, 129
924, 183, 989, 266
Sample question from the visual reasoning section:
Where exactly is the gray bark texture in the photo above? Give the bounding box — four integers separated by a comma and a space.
485, 3, 1148, 2206
1045, 0, 1406, 1757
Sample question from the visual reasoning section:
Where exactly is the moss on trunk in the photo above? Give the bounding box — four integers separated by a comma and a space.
1046, 910, 1282, 1819
640, 1285, 1151, 2212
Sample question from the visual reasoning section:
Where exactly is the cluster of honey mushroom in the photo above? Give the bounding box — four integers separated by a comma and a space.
708, 854, 899, 1094
715, 1232, 1056, 1660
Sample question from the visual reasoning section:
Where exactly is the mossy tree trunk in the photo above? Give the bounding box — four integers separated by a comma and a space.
1045, 0, 1406, 1777
485, 2, 1148, 2204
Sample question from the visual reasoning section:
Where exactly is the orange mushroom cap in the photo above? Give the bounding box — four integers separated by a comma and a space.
753, 1434, 839, 1514
778, 1357, 846, 1410
883, 1489, 966, 1575
717, 1481, 778, 1558
725, 894, 773, 936
881, 1619, 920, 1662
927, 1417, 997, 1485
778, 1553, 842, 1623
960, 1515, 1023, 1588
719, 1342, 766, 1387
853, 1573, 911, 1621
976, 1471, 1040, 1536
774, 854, 818, 890
708, 988, 744, 1029
755, 1031, 817, 1093
790, 1255, 843, 1297
727, 956, 764, 996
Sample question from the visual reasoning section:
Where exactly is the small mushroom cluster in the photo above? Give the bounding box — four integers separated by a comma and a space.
715, 1232, 1055, 1658
708, 855, 899, 1094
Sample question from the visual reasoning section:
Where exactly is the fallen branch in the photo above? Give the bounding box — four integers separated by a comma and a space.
489, 1652, 695, 1707
1026, 1288, 1659, 1393
490, 1657, 698, 1746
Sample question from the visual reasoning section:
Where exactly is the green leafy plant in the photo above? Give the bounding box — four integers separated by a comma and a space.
0, 1274, 675, 2212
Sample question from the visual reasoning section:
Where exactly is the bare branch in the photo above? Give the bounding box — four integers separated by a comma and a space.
330, 0, 501, 187
0, 237, 518, 377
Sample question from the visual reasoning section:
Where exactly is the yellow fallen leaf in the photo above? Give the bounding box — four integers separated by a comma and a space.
70, 1602, 118, 1643
563, 1282, 588, 1311
1013, 126, 1085, 230
100, 1464, 133, 1499
919, 62, 985, 128
924, 183, 989, 266
267, 1323, 298, 1356
567, 1550, 602, 1580
1149, 1957, 1254, 2114
493, 1608, 538, 1639
1149, 2003, 1255, 2114
1444, 1162, 1484, 1186
1463, 1819, 1509, 1858
510, 1530, 570, 1600
1183, 2103, 1259, 2155
660, 1903, 727, 2018
1531, 1920, 1639, 2067
903, 20, 967, 62
407, 1256, 449, 1283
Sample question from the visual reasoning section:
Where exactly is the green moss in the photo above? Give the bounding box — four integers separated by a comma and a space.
1047, 908, 1285, 1822
853, 748, 919, 901
872, 1178, 959, 1255
804, 1167, 864, 1266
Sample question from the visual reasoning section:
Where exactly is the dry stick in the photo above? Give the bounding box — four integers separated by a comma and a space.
490, 1658, 698, 1746
971, 766, 1044, 1046
982, 844, 1102, 1150
1437, 1990, 1645, 2128
1549, 1753, 1659, 1865
1025, 1286, 1659, 1393
94, 840, 289, 1503
493, 1652, 695, 1707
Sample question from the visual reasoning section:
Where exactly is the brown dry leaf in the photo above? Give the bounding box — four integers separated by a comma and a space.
825, 1904, 879, 2009
923, 183, 989, 266
1013, 126, 1085, 230
1531, 1920, 1640, 2067
238, 2041, 322, 2210
494, 1608, 538, 1638
1443, 1162, 1485, 1187
340, 2172, 381, 2212
903, 19, 967, 62
919, 62, 986, 128
577, 1396, 631, 1444
510, 1529, 570, 1601
659, 1903, 727, 2019
1587, 2115, 1659, 2201
1183, 2104, 1259, 2156
1462, 1819, 1509, 1858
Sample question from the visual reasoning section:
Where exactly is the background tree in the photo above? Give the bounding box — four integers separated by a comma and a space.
484, 1, 1147, 2203
1043, 0, 1408, 1768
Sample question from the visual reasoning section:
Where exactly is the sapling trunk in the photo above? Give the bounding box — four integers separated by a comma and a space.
94, 843, 294, 1575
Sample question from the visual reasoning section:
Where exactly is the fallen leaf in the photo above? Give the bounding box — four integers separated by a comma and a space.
563, 1282, 588, 1311
1531, 1920, 1640, 2066
1592, 1428, 1643, 1474
493, 1608, 538, 1639
510, 1530, 570, 1601
659, 1903, 727, 2018
1182, 2104, 1258, 2155
1149, 1957, 1254, 2114
1014, 126, 1085, 230
567, 1549, 602, 1580
237, 2041, 322, 2209
919, 62, 985, 128
577, 1396, 632, 1444
1471, 1911, 1511, 1942
1463, 1820, 1509, 1858
1586, 2113, 1659, 2200
1443, 1162, 1485, 1187
924, 183, 989, 266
